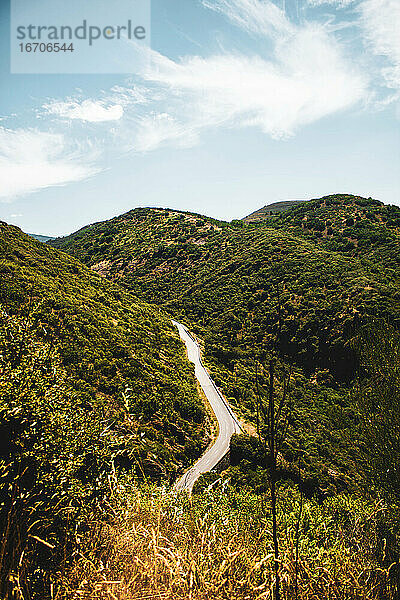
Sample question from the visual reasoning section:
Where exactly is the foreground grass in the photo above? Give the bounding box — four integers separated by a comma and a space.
56, 482, 395, 600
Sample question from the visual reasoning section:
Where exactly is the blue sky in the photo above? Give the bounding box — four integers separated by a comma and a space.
0, 0, 399, 236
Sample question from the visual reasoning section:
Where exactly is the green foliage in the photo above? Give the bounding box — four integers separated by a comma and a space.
353, 321, 400, 503
0, 314, 110, 598
48, 198, 400, 493
2, 194, 399, 596
268, 194, 400, 273
230, 433, 264, 467
0, 222, 208, 597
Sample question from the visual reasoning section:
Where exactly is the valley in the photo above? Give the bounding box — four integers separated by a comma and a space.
1, 194, 400, 599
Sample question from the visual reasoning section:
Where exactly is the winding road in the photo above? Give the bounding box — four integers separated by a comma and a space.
173, 320, 242, 492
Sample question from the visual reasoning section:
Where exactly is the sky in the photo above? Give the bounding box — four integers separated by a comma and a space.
0, 0, 399, 237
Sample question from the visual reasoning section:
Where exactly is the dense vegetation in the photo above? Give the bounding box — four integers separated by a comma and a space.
0, 222, 208, 598
50, 195, 400, 495
264, 194, 400, 276
3, 193, 398, 597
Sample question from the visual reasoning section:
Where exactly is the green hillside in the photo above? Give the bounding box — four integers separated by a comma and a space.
4, 193, 400, 597
0, 221, 207, 597
266, 194, 400, 273
244, 194, 400, 274
49, 195, 400, 495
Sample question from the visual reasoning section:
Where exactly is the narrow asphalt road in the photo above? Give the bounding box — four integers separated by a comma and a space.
173, 320, 242, 492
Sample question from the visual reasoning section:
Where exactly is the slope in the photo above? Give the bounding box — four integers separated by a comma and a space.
264, 193, 400, 275
0, 221, 207, 597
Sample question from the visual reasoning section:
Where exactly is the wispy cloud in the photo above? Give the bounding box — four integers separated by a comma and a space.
43, 99, 124, 122
202, 0, 293, 38
2, 0, 396, 200
307, 0, 400, 105
0, 127, 99, 201
37, 1, 368, 154
134, 111, 201, 152
307, 1, 355, 6
131, 1, 367, 149
359, 0, 400, 99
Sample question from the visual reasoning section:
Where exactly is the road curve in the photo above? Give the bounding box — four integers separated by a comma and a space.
173, 320, 241, 492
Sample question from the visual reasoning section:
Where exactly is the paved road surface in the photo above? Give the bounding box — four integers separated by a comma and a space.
173, 320, 241, 492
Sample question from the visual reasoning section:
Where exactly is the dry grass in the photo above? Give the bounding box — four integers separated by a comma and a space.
55, 484, 396, 600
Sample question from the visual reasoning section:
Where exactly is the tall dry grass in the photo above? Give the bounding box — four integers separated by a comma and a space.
55, 483, 397, 600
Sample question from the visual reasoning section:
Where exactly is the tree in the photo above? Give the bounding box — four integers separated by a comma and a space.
254, 357, 292, 600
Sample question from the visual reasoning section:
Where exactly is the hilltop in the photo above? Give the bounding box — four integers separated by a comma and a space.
49, 195, 400, 375
265, 194, 400, 274
243, 194, 400, 273
243, 199, 306, 221
45, 196, 400, 598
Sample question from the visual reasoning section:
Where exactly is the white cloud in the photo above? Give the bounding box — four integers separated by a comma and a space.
202, 0, 294, 38
43, 99, 124, 122
307, 1, 355, 6
307, 0, 400, 105
109, 85, 150, 107
133, 3, 367, 149
135, 112, 200, 152
359, 0, 400, 96
0, 127, 98, 201
4, 0, 392, 200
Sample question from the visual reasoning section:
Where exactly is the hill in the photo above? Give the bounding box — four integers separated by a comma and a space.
0, 221, 207, 597
265, 194, 400, 274
49, 197, 400, 376
243, 200, 306, 221
49, 196, 400, 495
243, 194, 400, 276
6, 195, 399, 597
